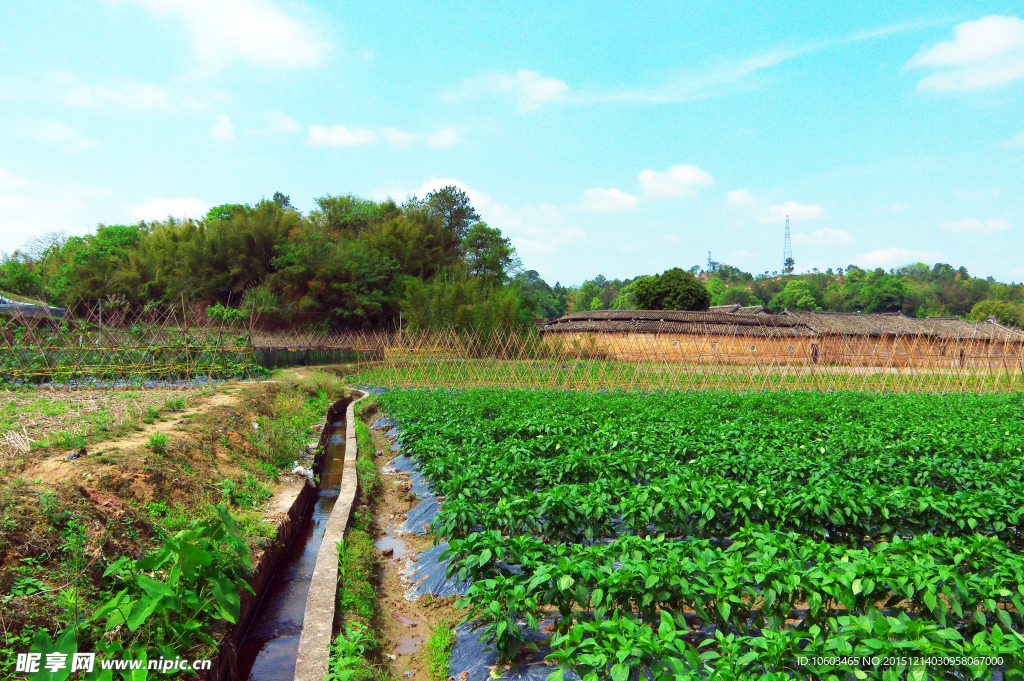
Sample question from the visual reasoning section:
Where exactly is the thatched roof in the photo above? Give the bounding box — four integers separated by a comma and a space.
542, 310, 814, 337
708, 304, 771, 315
783, 311, 927, 336
789, 312, 1024, 342
543, 309, 1024, 343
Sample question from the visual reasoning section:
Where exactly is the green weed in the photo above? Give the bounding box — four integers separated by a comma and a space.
148, 431, 168, 453
425, 620, 456, 681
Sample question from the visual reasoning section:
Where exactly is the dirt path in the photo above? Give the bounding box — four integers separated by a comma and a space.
365, 411, 458, 681
17, 386, 246, 485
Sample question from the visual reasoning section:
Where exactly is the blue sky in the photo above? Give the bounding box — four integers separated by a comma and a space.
2, 1, 1022, 285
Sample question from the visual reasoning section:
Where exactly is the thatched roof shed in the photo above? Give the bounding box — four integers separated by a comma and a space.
541, 310, 814, 337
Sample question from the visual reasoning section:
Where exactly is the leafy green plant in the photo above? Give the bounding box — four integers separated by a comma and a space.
325, 622, 373, 681
92, 506, 254, 651
149, 431, 168, 453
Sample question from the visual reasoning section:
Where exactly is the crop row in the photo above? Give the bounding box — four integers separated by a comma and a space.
445, 530, 1024, 677
382, 389, 1024, 496
434, 471, 1024, 544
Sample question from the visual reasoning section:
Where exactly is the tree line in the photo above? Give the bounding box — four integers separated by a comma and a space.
0, 189, 534, 331
3, 190, 1022, 328
562, 261, 1024, 327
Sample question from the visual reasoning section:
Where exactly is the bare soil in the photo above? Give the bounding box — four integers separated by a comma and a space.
363, 408, 463, 681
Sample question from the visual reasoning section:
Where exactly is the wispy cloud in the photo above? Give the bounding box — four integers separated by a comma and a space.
460, 21, 931, 111
638, 165, 714, 198
579, 187, 640, 212
12, 119, 98, 152
381, 127, 416, 144
850, 247, 942, 270
307, 124, 377, 146
908, 15, 1024, 92
115, 0, 328, 72
267, 111, 301, 133
941, 218, 1011, 234
427, 127, 461, 148
209, 114, 236, 141
459, 70, 569, 112
63, 79, 215, 112
133, 198, 209, 221
1004, 131, 1024, 147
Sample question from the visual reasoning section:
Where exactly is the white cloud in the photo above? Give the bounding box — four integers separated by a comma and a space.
377, 178, 518, 232
64, 80, 213, 112
13, 119, 97, 151
638, 165, 714, 198
381, 127, 417, 144
267, 111, 301, 133
726, 188, 757, 210
758, 201, 825, 224
307, 124, 377, 147
579, 187, 640, 212
209, 114, 236, 141
941, 218, 1011, 234
133, 198, 209, 221
908, 15, 1024, 92
792, 228, 853, 247
463, 70, 569, 112
1006, 131, 1024, 147
118, 0, 327, 71
427, 127, 461, 148
850, 247, 943, 270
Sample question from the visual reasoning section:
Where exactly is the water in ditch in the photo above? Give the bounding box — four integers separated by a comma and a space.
233, 413, 347, 681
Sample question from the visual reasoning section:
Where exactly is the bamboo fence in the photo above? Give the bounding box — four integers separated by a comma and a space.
3, 305, 1022, 393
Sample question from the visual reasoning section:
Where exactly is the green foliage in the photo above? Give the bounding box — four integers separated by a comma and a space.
206, 203, 249, 222
463, 222, 519, 283
402, 272, 533, 332
379, 387, 1024, 674
215, 475, 272, 509
969, 299, 1023, 326
423, 185, 481, 250
148, 431, 168, 453
28, 507, 255, 667
771, 279, 821, 311
325, 622, 374, 681
633, 268, 711, 311
426, 621, 456, 681
206, 302, 247, 324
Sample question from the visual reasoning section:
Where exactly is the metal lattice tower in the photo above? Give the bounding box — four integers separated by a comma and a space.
783, 215, 794, 274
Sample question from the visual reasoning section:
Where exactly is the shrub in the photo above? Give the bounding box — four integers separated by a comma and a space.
148, 432, 168, 453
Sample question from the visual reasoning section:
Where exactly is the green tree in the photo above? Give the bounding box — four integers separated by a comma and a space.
462, 223, 518, 283
206, 204, 249, 222
633, 268, 711, 311
772, 280, 821, 311
968, 300, 1022, 327
719, 287, 761, 306
424, 186, 480, 253
858, 275, 910, 313
706, 277, 726, 305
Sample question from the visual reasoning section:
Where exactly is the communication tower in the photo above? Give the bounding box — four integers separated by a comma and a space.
783, 215, 794, 274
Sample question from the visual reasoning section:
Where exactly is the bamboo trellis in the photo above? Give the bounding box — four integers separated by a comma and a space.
3, 306, 1022, 392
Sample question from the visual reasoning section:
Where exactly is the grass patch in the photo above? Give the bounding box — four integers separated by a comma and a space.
425, 620, 456, 681
329, 398, 386, 679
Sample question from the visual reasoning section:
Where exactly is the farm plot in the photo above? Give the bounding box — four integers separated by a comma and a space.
377, 389, 1024, 680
